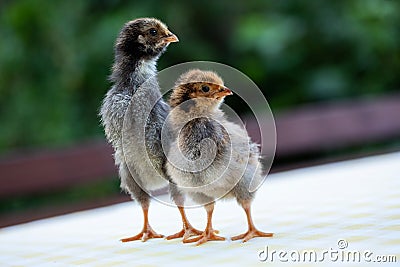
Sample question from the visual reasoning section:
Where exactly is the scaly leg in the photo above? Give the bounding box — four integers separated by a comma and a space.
166, 206, 203, 241
121, 205, 164, 242
231, 200, 273, 242
184, 203, 225, 246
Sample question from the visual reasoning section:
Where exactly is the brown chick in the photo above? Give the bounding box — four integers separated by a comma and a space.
165, 69, 273, 245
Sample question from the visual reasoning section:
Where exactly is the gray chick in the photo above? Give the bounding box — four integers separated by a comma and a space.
100, 18, 198, 242
166, 69, 273, 245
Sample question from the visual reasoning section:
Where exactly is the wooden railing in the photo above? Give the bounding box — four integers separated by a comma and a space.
1, 94, 400, 226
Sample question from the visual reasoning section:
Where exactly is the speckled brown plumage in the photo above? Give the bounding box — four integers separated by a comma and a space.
166, 69, 273, 245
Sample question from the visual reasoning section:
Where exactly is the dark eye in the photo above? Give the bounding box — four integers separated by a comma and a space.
201, 85, 210, 92
149, 29, 157, 36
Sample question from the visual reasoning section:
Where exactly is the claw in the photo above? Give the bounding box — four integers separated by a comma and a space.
231, 229, 273, 242
120, 206, 164, 242
232, 200, 273, 243
184, 228, 225, 246
180, 203, 225, 246
166, 226, 203, 241
121, 225, 164, 242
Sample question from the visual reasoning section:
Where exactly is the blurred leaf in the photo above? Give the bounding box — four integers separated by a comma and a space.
0, 0, 399, 153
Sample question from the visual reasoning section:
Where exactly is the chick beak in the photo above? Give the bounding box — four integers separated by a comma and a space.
163, 32, 179, 43
215, 87, 233, 98
221, 87, 233, 97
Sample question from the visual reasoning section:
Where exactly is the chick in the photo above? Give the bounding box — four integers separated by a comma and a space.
100, 18, 194, 242
166, 69, 273, 245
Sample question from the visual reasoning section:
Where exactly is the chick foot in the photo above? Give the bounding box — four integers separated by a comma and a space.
166, 226, 203, 241
232, 199, 273, 242
121, 207, 163, 242
166, 206, 203, 241
231, 229, 273, 242
183, 228, 225, 246
121, 225, 164, 242
182, 202, 224, 245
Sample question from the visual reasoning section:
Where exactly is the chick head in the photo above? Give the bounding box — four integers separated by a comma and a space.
115, 17, 178, 59
169, 69, 232, 109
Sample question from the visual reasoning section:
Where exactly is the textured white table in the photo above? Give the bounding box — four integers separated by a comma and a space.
0, 152, 399, 266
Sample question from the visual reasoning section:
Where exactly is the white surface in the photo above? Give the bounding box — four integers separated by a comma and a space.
0, 152, 399, 266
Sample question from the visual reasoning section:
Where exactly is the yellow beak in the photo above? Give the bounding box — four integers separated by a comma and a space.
163, 32, 179, 43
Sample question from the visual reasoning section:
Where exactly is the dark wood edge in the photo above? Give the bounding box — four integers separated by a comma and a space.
1, 94, 400, 198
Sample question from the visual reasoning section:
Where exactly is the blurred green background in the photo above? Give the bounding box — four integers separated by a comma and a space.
0, 0, 399, 222
1, 0, 399, 153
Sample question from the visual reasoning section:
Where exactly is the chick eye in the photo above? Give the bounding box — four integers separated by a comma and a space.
149, 29, 157, 36
201, 85, 210, 92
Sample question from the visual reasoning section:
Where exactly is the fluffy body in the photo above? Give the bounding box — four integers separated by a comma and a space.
166, 70, 263, 205
165, 69, 272, 245
99, 18, 179, 242
100, 20, 172, 199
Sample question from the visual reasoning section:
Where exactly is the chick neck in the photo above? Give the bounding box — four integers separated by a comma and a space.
110, 52, 159, 94
193, 97, 223, 113
170, 97, 225, 130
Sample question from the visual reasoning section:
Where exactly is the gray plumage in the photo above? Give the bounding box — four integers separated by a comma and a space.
165, 69, 273, 244
166, 69, 262, 204
99, 18, 178, 241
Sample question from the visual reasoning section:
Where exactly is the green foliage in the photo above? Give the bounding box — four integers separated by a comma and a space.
0, 0, 399, 152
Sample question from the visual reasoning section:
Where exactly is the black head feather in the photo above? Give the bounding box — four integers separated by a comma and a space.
115, 18, 177, 61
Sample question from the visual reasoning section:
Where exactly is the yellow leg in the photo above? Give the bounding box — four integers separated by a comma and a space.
166, 206, 203, 241
231, 200, 273, 242
121, 206, 164, 242
184, 203, 225, 246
